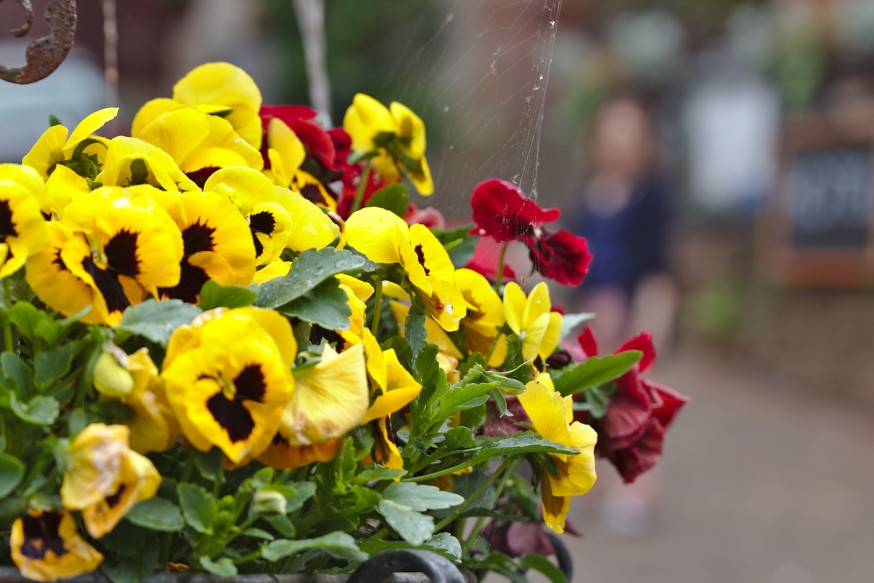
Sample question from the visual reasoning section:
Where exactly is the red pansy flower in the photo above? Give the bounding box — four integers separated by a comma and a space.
576, 328, 688, 483
524, 229, 591, 287
464, 237, 516, 282
470, 178, 560, 242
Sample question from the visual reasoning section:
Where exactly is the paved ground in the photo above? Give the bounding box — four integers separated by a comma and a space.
552, 345, 874, 583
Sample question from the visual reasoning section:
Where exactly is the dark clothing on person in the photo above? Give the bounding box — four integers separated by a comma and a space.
574, 177, 670, 297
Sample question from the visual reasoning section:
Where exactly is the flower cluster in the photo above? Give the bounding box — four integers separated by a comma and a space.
0, 62, 686, 583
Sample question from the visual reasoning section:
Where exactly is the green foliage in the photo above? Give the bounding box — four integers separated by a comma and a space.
552, 350, 642, 397
365, 183, 409, 217
197, 281, 257, 310
117, 299, 202, 346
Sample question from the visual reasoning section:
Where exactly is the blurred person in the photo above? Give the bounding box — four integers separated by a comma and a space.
572, 95, 676, 354
571, 95, 678, 534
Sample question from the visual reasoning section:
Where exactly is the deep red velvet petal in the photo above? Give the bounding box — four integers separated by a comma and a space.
617, 332, 656, 373
470, 178, 560, 242
577, 327, 599, 358
527, 230, 592, 286
644, 379, 689, 429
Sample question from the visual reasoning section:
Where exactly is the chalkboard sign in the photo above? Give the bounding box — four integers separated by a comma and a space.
760, 114, 874, 287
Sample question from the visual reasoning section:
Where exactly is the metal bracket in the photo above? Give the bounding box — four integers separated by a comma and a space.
0, 0, 77, 84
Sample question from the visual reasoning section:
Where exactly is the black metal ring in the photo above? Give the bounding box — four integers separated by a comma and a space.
348, 549, 468, 583
546, 532, 574, 581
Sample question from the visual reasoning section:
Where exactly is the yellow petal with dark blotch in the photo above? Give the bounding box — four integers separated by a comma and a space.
257, 434, 340, 470
407, 153, 434, 196
249, 201, 292, 264
234, 307, 298, 371
290, 170, 336, 211
390, 101, 426, 159
172, 62, 263, 148
282, 343, 368, 445
502, 282, 526, 336
61, 423, 130, 510
81, 449, 160, 539
11, 509, 104, 582
26, 224, 112, 325
343, 93, 396, 152
0, 165, 47, 278
64, 107, 118, 151
275, 187, 338, 251
344, 207, 407, 265
162, 313, 293, 463
96, 136, 198, 192
372, 418, 404, 471
408, 224, 454, 281
22, 124, 68, 178
131, 97, 178, 137
398, 242, 431, 296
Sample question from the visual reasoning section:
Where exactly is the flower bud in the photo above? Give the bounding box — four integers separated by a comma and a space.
92, 350, 134, 398
252, 488, 287, 516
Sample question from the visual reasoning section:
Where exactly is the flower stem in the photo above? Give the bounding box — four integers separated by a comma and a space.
433, 459, 509, 532
349, 163, 372, 215
493, 243, 509, 290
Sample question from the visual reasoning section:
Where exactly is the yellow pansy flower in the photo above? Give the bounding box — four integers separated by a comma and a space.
518, 374, 597, 533
133, 104, 263, 174
0, 164, 47, 278
503, 281, 562, 362
96, 136, 198, 192
265, 118, 335, 210
343, 94, 433, 195
171, 62, 263, 149
26, 188, 184, 326
22, 107, 117, 180
153, 188, 256, 303
11, 509, 103, 582
162, 308, 295, 464
345, 207, 465, 330
204, 167, 292, 265
60, 423, 160, 538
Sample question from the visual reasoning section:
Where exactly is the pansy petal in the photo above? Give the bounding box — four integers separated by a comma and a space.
345, 207, 407, 264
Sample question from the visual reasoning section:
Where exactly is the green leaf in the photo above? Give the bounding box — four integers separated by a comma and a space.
8, 302, 52, 342
193, 447, 224, 481
198, 280, 257, 310
352, 467, 407, 484
10, 394, 59, 425
365, 183, 409, 217
118, 299, 202, 346
35, 342, 80, 389
199, 556, 237, 577
1, 351, 33, 397
125, 496, 184, 531
177, 483, 216, 534
432, 381, 497, 420
262, 531, 367, 563
377, 499, 436, 546
404, 298, 427, 362
381, 481, 464, 511
0, 454, 24, 498
423, 532, 462, 560
552, 351, 642, 397
519, 554, 569, 583
254, 247, 369, 309
279, 279, 352, 329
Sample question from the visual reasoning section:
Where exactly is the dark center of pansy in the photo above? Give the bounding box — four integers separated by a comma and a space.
0, 200, 16, 242
205, 364, 268, 443
82, 256, 131, 315
104, 484, 127, 509
20, 512, 67, 559
249, 212, 276, 258
185, 167, 220, 189
159, 221, 216, 303
299, 183, 324, 205
414, 244, 430, 275
104, 229, 141, 277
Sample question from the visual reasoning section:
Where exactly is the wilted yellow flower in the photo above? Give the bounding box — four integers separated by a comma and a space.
60, 423, 160, 538
503, 281, 562, 362
96, 136, 199, 192
0, 164, 48, 278
518, 374, 597, 533
11, 509, 103, 582
162, 308, 295, 464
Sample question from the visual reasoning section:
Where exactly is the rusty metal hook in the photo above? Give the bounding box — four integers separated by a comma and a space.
0, 0, 77, 84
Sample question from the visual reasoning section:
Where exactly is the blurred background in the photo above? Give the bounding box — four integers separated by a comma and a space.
1, 0, 873, 581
